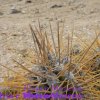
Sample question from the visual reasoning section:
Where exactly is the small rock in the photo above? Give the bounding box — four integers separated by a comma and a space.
51, 4, 63, 9
25, 0, 32, 3
12, 34, 18, 36
11, 9, 21, 14
10, 6, 21, 14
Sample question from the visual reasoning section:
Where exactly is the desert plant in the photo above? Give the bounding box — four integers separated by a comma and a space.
0, 21, 100, 100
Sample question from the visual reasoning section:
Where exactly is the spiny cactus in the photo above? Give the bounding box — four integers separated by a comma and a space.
0, 21, 100, 100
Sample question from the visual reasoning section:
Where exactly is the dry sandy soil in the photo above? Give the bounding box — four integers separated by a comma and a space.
0, 0, 100, 76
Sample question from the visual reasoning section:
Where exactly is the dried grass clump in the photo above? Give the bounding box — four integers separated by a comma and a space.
0, 21, 100, 100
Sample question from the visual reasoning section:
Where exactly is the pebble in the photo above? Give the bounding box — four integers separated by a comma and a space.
10, 6, 21, 14
51, 4, 63, 9
25, 0, 32, 3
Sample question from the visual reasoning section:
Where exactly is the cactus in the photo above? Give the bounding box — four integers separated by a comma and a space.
0, 21, 100, 100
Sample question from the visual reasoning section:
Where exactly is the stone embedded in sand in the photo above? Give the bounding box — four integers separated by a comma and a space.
51, 4, 63, 8
10, 6, 21, 14
25, 0, 32, 3
11, 9, 21, 14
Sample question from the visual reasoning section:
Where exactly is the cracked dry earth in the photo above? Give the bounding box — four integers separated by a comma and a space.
0, 0, 100, 77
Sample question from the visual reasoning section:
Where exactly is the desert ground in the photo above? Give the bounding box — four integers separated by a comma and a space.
0, 0, 100, 76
